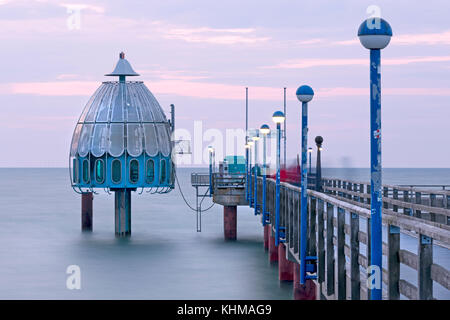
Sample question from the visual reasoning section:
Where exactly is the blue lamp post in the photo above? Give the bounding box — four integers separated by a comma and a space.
252, 134, 260, 215
245, 143, 250, 202
260, 124, 270, 225
272, 111, 285, 246
248, 139, 254, 207
358, 17, 392, 300
296, 85, 314, 285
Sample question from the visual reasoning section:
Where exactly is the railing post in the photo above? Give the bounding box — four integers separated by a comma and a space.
317, 199, 325, 284
403, 190, 411, 216
429, 193, 436, 222
309, 197, 317, 257
337, 207, 346, 300
366, 184, 371, 205
388, 225, 400, 300
446, 194, 450, 225
350, 212, 360, 300
418, 234, 433, 300
383, 187, 389, 209
326, 202, 335, 296
415, 191, 422, 219
393, 188, 398, 212
359, 183, 365, 204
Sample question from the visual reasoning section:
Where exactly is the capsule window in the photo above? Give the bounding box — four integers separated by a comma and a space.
160, 159, 166, 183
112, 159, 122, 183
73, 158, 79, 183
95, 159, 105, 183
82, 159, 90, 183
146, 159, 155, 183
129, 159, 139, 184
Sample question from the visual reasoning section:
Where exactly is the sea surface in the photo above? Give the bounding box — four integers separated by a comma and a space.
0, 168, 448, 299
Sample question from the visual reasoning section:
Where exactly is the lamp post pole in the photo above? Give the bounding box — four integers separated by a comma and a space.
296, 85, 314, 285
260, 125, 270, 225
208, 146, 214, 196
253, 135, 260, 215
308, 147, 313, 175
315, 136, 323, 192
245, 143, 250, 201
248, 140, 253, 207
358, 17, 392, 300
272, 111, 285, 246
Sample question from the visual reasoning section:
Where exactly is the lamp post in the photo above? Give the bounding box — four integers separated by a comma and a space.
208, 146, 214, 196
252, 134, 260, 215
358, 17, 392, 300
315, 136, 323, 192
248, 140, 254, 207
272, 111, 285, 246
260, 124, 270, 225
296, 85, 314, 285
245, 143, 250, 202
308, 147, 313, 175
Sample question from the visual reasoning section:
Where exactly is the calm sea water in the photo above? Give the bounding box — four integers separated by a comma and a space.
0, 168, 448, 299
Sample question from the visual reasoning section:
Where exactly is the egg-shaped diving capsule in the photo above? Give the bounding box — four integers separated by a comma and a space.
69, 52, 174, 237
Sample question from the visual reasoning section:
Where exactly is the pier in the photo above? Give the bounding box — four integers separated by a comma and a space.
208, 169, 450, 300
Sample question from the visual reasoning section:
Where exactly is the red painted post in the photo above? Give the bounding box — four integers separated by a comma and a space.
224, 205, 237, 240
278, 244, 294, 281
268, 226, 278, 263
81, 192, 93, 231
263, 224, 269, 250
293, 263, 317, 300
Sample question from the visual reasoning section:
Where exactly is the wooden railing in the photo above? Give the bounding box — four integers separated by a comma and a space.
322, 177, 450, 226
252, 175, 450, 300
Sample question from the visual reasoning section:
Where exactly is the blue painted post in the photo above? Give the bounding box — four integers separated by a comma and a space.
272, 111, 285, 246
245, 143, 250, 202
296, 85, 314, 284
248, 141, 253, 207
260, 124, 270, 225
358, 17, 392, 300
253, 134, 260, 215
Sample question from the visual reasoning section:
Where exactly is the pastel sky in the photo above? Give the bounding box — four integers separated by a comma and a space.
0, 0, 449, 167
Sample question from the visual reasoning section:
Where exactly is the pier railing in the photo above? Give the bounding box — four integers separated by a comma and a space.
253, 175, 450, 300
321, 177, 450, 226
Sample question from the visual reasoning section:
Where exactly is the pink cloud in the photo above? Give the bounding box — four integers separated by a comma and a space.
1, 81, 448, 99
264, 56, 450, 69
159, 26, 270, 45
333, 30, 450, 47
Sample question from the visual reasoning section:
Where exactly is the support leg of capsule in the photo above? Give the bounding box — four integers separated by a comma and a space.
268, 226, 278, 263
263, 224, 269, 250
224, 205, 237, 241
293, 263, 317, 300
278, 244, 294, 281
81, 192, 93, 231
115, 189, 131, 237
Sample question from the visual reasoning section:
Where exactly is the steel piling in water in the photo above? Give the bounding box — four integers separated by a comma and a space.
81, 192, 93, 231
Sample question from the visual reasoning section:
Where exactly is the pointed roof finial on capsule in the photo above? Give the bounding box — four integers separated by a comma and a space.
105, 52, 140, 77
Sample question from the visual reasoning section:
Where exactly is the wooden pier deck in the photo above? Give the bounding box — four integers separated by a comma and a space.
251, 175, 450, 300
